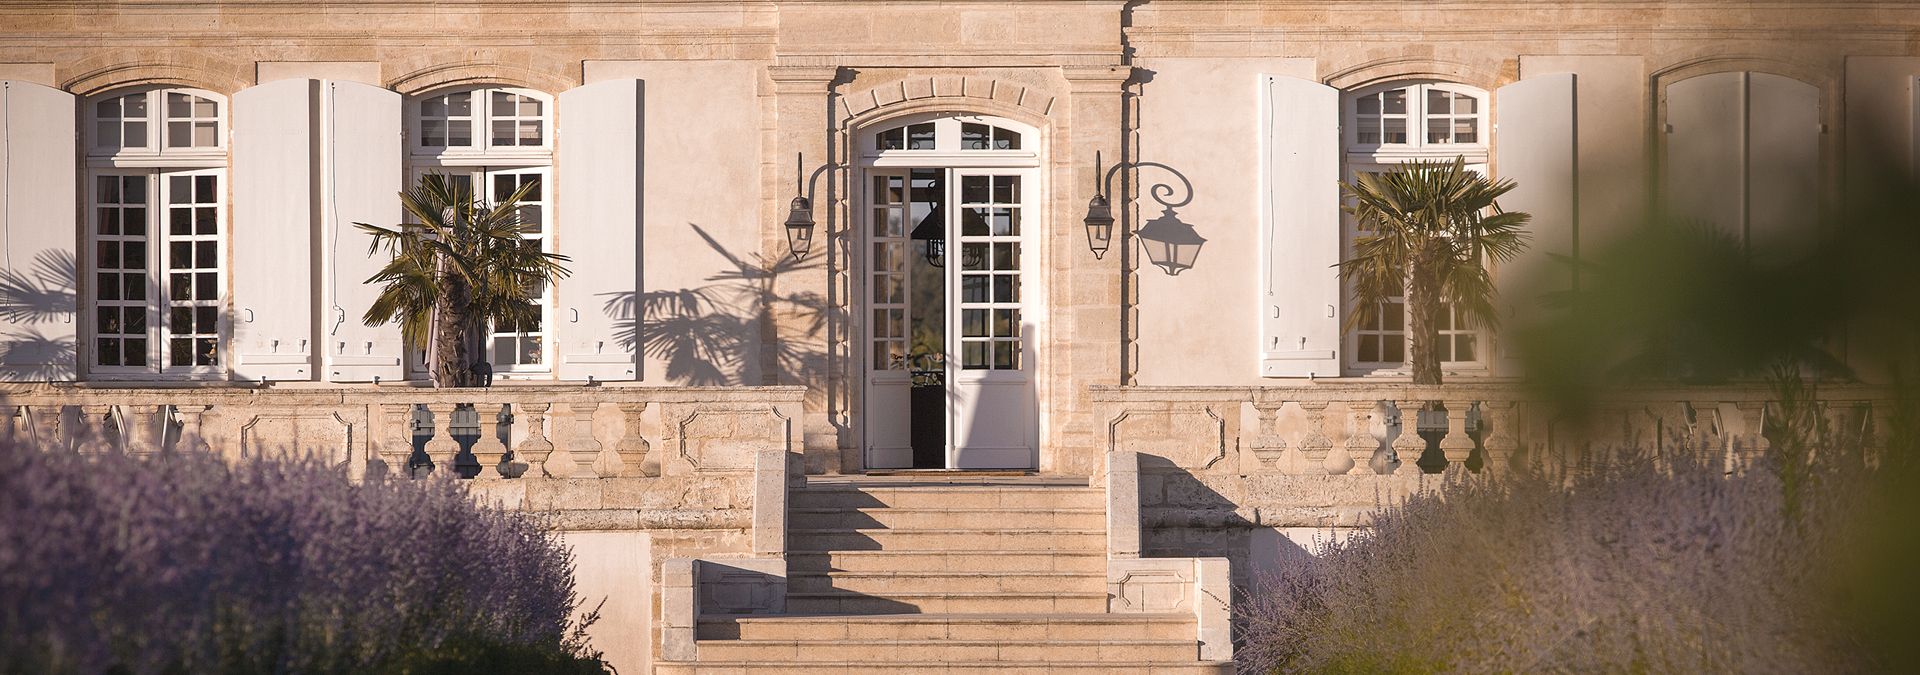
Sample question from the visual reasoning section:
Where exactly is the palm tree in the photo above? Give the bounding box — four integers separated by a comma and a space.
357, 174, 571, 387
1338, 157, 1530, 385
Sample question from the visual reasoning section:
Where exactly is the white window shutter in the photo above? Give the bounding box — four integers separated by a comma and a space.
0, 81, 78, 381
1493, 73, 1577, 375
1665, 72, 1746, 240
556, 78, 642, 381
1260, 74, 1341, 378
1747, 73, 1820, 259
232, 78, 316, 381
322, 81, 405, 382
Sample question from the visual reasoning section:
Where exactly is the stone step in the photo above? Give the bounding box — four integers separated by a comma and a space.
697, 638, 1196, 663
790, 486, 1105, 511
654, 660, 1235, 674
786, 549, 1107, 574
784, 589, 1110, 614
789, 570, 1104, 595
698, 612, 1196, 642
787, 527, 1105, 552
789, 506, 1106, 530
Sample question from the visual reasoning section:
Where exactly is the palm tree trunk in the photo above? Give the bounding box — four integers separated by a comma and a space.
1408, 247, 1445, 386
432, 274, 477, 387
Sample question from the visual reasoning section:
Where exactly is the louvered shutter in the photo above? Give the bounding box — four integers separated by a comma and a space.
556, 78, 643, 381
0, 81, 78, 381
322, 81, 405, 381
1260, 74, 1342, 378
232, 78, 316, 381
1493, 73, 1577, 375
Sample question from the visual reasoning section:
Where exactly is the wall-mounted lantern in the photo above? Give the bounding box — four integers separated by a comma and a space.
1082, 150, 1203, 275
783, 152, 824, 261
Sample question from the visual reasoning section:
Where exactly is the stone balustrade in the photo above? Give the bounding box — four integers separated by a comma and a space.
0, 384, 805, 480
1091, 382, 1897, 578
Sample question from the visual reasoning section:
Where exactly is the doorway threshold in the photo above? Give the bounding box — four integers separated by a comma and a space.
863, 469, 1035, 477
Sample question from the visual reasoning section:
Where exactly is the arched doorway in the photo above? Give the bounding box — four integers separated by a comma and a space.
858, 113, 1041, 470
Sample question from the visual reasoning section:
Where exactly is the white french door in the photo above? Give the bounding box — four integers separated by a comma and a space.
862, 166, 1037, 470
401, 165, 552, 379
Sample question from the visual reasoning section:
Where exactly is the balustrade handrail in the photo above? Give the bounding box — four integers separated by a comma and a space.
1089, 382, 1899, 404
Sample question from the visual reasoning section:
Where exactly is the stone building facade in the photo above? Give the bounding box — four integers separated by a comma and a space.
0, 1, 1910, 671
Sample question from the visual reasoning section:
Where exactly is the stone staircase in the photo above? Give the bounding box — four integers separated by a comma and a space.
657, 475, 1234, 674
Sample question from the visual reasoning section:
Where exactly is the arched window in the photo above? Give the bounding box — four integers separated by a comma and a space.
1347, 81, 1487, 154
1343, 81, 1491, 374
406, 86, 554, 377
84, 86, 228, 376
869, 117, 1025, 153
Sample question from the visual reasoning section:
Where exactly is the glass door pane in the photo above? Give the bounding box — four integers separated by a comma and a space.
905, 168, 946, 468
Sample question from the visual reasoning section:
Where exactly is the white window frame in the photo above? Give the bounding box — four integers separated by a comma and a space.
1346, 81, 1489, 164
86, 87, 228, 164
84, 88, 229, 380
859, 114, 1040, 168
408, 86, 553, 163
406, 85, 556, 380
1342, 81, 1492, 375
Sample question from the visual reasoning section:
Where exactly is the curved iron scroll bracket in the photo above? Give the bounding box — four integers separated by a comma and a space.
1096, 150, 1194, 210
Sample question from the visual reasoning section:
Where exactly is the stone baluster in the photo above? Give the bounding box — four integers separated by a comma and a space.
1437, 401, 1477, 471
1481, 400, 1521, 474
472, 404, 511, 479
1344, 401, 1381, 475
616, 402, 658, 477
1391, 400, 1427, 476
1864, 402, 1890, 468
1297, 402, 1334, 475
121, 404, 164, 458
1733, 401, 1770, 473
0, 404, 18, 444
175, 404, 214, 454
78, 404, 114, 452
30, 405, 64, 452
1247, 400, 1287, 471
422, 403, 460, 476
376, 404, 415, 479
514, 403, 557, 477
554, 402, 599, 478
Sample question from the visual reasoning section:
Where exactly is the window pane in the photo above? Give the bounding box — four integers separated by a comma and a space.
1455, 335, 1476, 362
169, 242, 190, 269
994, 341, 1018, 369
170, 307, 192, 332
993, 242, 1016, 270
448, 122, 471, 146
1359, 334, 1380, 362
195, 175, 215, 202
1356, 94, 1380, 115
196, 273, 216, 300
170, 338, 191, 366
1383, 89, 1406, 114
491, 91, 513, 115
195, 338, 217, 366
421, 120, 445, 146
1455, 120, 1476, 144
960, 243, 989, 271
993, 274, 1017, 303
170, 273, 191, 300
449, 92, 471, 116
994, 128, 1020, 150
96, 307, 119, 334
167, 93, 190, 118
194, 122, 215, 147
125, 339, 146, 366
520, 121, 542, 145
97, 338, 120, 366
97, 273, 120, 300
126, 308, 145, 333
962, 341, 988, 370
962, 122, 990, 150
993, 309, 1016, 337
962, 309, 987, 337
1384, 118, 1406, 144
906, 123, 935, 149
1428, 118, 1450, 144
124, 121, 147, 148
993, 177, 1019, 203
961, 275, 987, 303
491, 120, 515, 146
961, 175, 989, 203
96, 99, 120, 119
96, 241, 119, 269
1384, 335, 1405, 363
196, 207, 216, 235
167, 122, 189, 147
992, 209, 1017, 236
124, 274, 145, 301
878, 127, 904, 151
170, 208, 190, 235
96, 122, 120, 148
123, 241, 145, 270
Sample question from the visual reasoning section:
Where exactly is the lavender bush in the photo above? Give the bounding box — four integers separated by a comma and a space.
1239, 442, 1886, 674
0, 442, 605, 675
